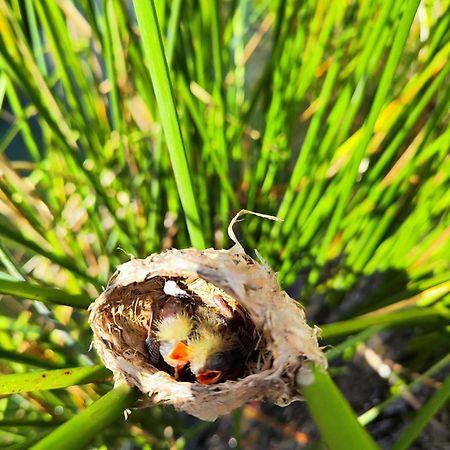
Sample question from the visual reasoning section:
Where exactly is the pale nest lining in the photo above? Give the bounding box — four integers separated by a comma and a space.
89, 245, 327, 421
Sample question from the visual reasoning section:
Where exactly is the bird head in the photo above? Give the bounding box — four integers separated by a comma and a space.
188, 327, 235, 384
155, 313, 193, 369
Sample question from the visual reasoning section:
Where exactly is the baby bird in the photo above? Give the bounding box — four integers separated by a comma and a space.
145, 294, 194, 379
154, 312, 193, 377
188, 327, 234, 384
188, 308, 253, 384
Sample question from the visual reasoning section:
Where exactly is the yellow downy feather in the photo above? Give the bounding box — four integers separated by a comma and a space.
156, 314, 192, 342
188, 328, 231, 372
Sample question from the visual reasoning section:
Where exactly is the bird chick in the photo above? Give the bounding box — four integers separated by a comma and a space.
154, 313, 193, 376
145, 294, 194, 379
188, 313, 251, 384
188, 327, 232, 384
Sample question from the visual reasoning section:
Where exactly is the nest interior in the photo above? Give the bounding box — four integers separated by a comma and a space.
100, 274, 269, 381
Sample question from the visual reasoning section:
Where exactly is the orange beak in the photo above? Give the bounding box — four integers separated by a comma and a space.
196, 370, 222, 385
167, 342, 192, 367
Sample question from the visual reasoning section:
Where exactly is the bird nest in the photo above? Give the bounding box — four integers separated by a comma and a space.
89, 213, 327, 421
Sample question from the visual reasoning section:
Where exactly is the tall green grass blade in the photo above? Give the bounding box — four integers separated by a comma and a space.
0, 366, 110, 395
321, 308, 448, 339
314, 0, 422, 270
391, 375, 450, 450
101, 0, 125, 136
30, 384, 140, 450
0, 279, 90, 308
166, 0, 182, 67
132, 0, 206, 248
0, 243, 26, 280
299, 365, 380, 450
5, 81, 41, 161
0, 72, 6, 106
23, 0, 46, 74
0, 418, 63, 427
325, 326, 384, 361
275, 52, 342, 233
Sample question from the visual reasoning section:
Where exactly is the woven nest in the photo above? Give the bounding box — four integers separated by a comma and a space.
89, 214, 327, 421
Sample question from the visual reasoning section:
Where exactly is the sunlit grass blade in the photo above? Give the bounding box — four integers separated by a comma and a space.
0, 279, 91, 308
391, 374, 450, 450
0, 418, 63, 427
325, 326, 384, 361
321, 307, 448, 339
299, 365, 380, 450
0, 366, 110, 395
132, 0, 206, 248
313, 0, 422, 271
30, 384, 140, 450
